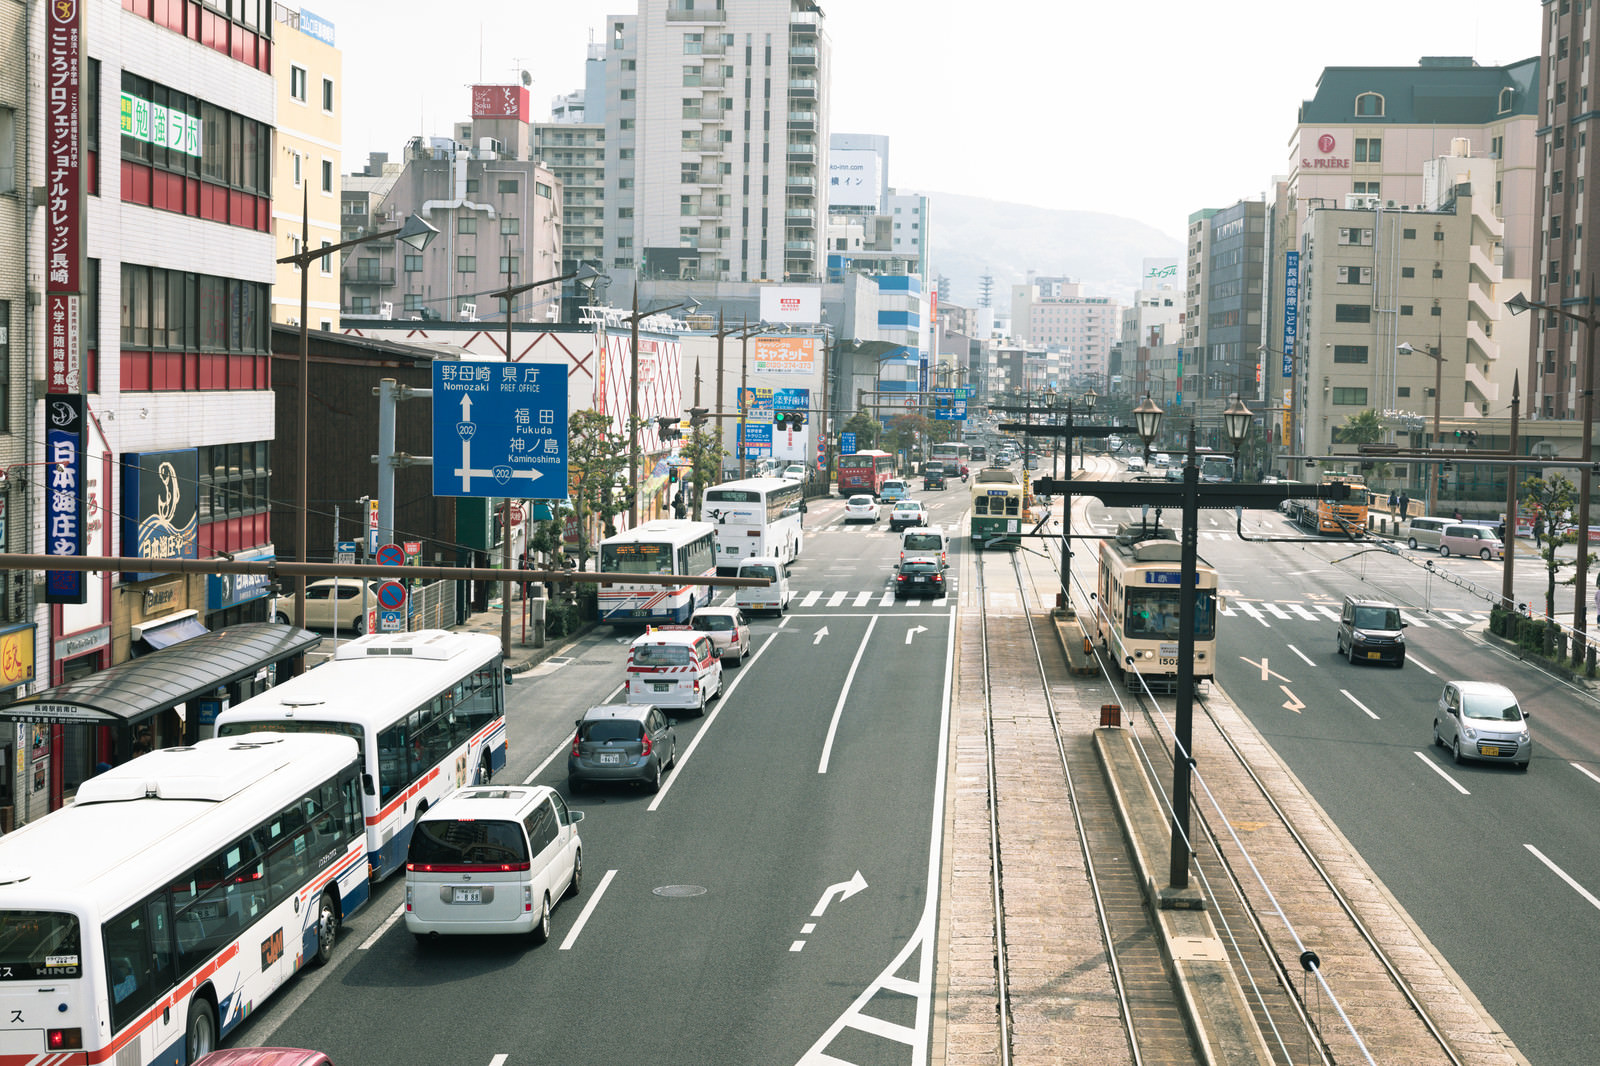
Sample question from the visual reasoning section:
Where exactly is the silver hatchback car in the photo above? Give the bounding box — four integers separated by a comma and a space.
568, 704, 678, 793
1432, 680, 1531, 770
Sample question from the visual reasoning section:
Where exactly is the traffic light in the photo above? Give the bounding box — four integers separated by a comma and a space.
1467, 429, 1478, 447
655, 415, 681, 441
688, 407, 709, 428
669, 466, 679, 487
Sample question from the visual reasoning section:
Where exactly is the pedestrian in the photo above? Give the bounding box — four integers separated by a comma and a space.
1533, 513, 1546, 548
1453, 509, 1463, 522
1398, 492, 1410, 519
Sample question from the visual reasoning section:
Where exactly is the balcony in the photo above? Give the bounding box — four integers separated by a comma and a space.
787, 110, 816, 131
786, 177, 816, 194
791, 11, 819, 33
345, 268, 395, 287
785, 208, 815, 222
667, 8, 726, 22
786, 144, 816, 163
787, 79, 817, 99
785, 240, 815, 253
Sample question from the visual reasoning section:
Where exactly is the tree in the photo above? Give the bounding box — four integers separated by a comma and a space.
884, 413, 935, 468
679, 424, 727, 522
839, 411, 879, 451
1519, 472, 1593, 619
1335, 408, 1384, 447
565, 409, 631, 570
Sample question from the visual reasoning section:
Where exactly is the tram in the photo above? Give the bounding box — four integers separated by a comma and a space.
1093, 524, 1220, 691
970, 467, 1023, 550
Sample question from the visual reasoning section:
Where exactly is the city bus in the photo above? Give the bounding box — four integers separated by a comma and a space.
702, 476, 805, 574
1094, 527, 1220, 692
837, 450, 896, 496
970, 467, 1023, 550
1198, 451, 1236, 483
215, 629, 508, 882
930, 442, 972, 474
593, 520, 718, 624
0, 733, 370, 1065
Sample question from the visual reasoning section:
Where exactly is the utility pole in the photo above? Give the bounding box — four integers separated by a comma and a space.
622, 286, 686, 530
739, 317, 750, 480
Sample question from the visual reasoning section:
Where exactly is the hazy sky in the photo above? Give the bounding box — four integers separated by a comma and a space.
312, 0, 1539, 241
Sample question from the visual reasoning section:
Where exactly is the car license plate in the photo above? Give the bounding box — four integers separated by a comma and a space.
598, 752, 621, 765
452, 888, 482, 904
913, 577, 927, 583
652, 682, 670, 692
1366, 652, 1381, 660
1480, 745, 1499, 757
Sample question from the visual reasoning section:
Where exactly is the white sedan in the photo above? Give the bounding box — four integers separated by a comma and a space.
1126, 455, 1146, 472
843, 494, 881, 523
889, 499, 931, 532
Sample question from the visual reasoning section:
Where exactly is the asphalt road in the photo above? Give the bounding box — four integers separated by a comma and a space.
1074, 483, 1600, 1066
225, 486, 970, 1066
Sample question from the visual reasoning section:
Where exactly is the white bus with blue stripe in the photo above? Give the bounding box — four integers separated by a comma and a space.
598, 520, 718, 624
0, 733, 370, 1066
214, 630, 508, 882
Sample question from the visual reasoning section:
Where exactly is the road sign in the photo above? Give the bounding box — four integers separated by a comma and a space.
375, 543, 405, 568
335, 540, 359, 565
432, 361, 569, 499
376, 580, 407, 611
840, 431, 857, 454
378, 609, 404, 633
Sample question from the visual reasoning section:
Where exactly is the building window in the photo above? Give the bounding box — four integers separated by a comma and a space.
1354, 138, 1382, 163
1430, 305, 1442, 317
1332, 387, 1368, 405
1334, 304, 1372, 323
500, 217, 520, 235
681, 163, 700, 183
617, 207, 633, 219
1354, 92, 1384, 117
681, 195, 695, 216
619, 178, 633, 189
0, 107, 15, 194
457, 256, 476, 273
683, 32, 703, 55
682, 98, 701, 119
465, 178, 480, 194
498, 179, 518, 194
498, 255, 519, 277
1499, 88, 1515, 114
404, 254, 422, 272
620, 89, 635, 100
1338, 266, 1371, 284
320, 241, 333, 275
1433, 267, 1444, 279
322, 77, 335, 113
1333, 345, 1369, 364
321, 159, 333, 193
1338, 228, 1372, 246
1398, 386, 1411, 398
290, 65, 307, 103
619, 119, 633, 130
198, 442, 271, 524
1400, 305, 1414, 315
404, 294, 424, 312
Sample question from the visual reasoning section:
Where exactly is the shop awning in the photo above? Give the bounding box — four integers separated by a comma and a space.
0, 623, 320, 726
133, 610, 209, 651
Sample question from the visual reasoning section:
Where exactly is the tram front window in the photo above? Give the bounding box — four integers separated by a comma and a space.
1126, 589, 1215, 640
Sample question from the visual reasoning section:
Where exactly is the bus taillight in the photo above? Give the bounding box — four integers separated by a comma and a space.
48, 1029, 83, 1051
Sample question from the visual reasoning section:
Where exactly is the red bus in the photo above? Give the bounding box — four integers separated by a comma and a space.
837, 450, 896, 496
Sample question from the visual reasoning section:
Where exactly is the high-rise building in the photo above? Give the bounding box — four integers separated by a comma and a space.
536, 42, 609, 293
1009, 278, 1120, 378
1184, 199, 1267, 421
271, 6, 342, 331
602, 1, 830, 287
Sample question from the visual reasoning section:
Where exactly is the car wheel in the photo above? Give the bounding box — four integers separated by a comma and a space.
185, 997, 218, 1062
565, 847, 583, 899
1452, 738, 1464, 764
1432, 720, 1442, 747
1480, 548, 1492, 560
1394, 654, 1405, 668
647, 759, 663, 794
352, 613, 367, 635
312, 889, 340, 966
567, 775, 584, 795
666, 739, 678, 770
1439, 544, 1451, 558
1518, 761, 1530, 772
1347, 640, 1357, 665
1407, 537, 1418, 549
274, 612, 290, 625
530, 893, 552, 944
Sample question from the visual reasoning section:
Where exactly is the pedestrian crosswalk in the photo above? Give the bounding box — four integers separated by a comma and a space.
1221, 600, 1489, 629
791, 585, 958, 609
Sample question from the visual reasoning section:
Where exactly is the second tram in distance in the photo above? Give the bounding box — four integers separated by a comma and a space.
1093, 525, 1220, 691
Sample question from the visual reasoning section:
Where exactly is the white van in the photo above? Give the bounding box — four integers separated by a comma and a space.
734, 555, 790, 615
1402, 516, 1451, 551
404, 785, 583, 944
626, 629, 723, 714
899, 527, 950, 568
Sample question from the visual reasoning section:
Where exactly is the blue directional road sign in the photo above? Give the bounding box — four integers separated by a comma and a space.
432, 362, 569, 499
840, 431, 857, 455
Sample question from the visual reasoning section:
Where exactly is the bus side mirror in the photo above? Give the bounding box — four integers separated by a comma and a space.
361, 772, 376, 797
504, 668, 515, 686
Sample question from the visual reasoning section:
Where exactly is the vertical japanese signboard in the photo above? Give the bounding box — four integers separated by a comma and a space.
44, 396, 85, 604
1281, 251, 1299, 379
46, 0, 84, 394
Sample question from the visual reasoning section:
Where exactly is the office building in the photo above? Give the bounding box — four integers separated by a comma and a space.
271, 5, 342, 330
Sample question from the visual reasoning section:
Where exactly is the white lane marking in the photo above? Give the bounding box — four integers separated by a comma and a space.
1572, 762, 1600, 787
818, 615, 881, 773
1237, 602, 1270, 627
1341, 689, 1380, 720
359, 904, 405, 950
525, 680, 627, 785
790, 940, 806, 953
1288, 603, 1319, 621
1408, 656, 1438, 676
801, 923, 816, 933
489, 1056, 508, 1066
1287, 644, 1316, 667
854, 591, 873, 607
1525, 844, 1600, 912
801, 589, 822, 607
1403, 613, 1436, 628
1314, 604, 1342, 620
1264, 603, 1291, 619
826, 591, 846, 607
1442, 611, 1477, 624
559, 868, 617, 950
879, 591, 895, 607
648, 630, 782, 811
1415, 751, 1471, 795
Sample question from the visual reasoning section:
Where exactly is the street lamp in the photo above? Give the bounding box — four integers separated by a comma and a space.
1397, 340, 1448, 516
620, 287, 687, 529
276, 186, 437, 631
1223, 395, 1252, 474
485, 263, 601, 659
1507, 288, 1597, 663
1133, 394, 1164, 462
1079, 387, 1098, 471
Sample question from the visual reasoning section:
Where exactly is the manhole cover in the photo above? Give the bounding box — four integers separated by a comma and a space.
652, 885, 708, 898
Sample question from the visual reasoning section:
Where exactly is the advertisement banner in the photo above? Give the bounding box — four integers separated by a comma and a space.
0, 624, 37, 692
758, 287, 821, 325
1282, 251, 1299, 378
44, 395, 85, 603
827, 149, 882, 208
45, 0, 83, 299
752, 336, 818, 375
470, 84, 529, 121
121, 450, 200, 582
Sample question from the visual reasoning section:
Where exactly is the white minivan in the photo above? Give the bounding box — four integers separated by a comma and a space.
626, 629, 723, 714
734, 555, 790, 615
404, 785, 583, 945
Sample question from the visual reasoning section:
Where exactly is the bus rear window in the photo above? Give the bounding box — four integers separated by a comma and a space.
408, 819, 529, 869
0, 911, 82, 979
217, 720, 364, 744
602, 543, 673, 574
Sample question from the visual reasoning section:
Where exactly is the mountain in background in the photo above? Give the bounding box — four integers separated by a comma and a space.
924, 190, 1184, 311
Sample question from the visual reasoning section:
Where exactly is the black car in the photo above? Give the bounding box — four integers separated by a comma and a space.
894, 558, 947, 598
1335, 596, 1406, 666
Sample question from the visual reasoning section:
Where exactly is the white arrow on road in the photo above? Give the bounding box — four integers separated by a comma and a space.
1281, 685, 1304, 714
905, 625, 927, 645
813, 626, 829, 645
810, 871, 868, 917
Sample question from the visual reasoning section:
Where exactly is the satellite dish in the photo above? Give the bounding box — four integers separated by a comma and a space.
520, 70, 532, 87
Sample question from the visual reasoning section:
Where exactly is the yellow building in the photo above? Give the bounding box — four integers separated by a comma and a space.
271, 7, 342, 330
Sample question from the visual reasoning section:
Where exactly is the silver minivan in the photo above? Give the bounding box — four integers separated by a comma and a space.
1439, 523, 1503, 559
405, 785, 583, 944
1403, 516, 1451, 551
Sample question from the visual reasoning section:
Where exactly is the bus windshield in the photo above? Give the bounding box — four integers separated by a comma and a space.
601, 542, 674, 574
0, 911, 82, 979
218, 720, 364, 743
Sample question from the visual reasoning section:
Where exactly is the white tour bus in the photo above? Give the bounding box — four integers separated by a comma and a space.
702, 476, 805, 574
597, 520, 719, 624
214, 629, 508, 882
0, 733, 369, 1065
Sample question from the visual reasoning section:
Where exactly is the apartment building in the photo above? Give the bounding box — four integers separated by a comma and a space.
1009, 277, 1120, 374
536, 42, 609, 297
270, 4, 342, 330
